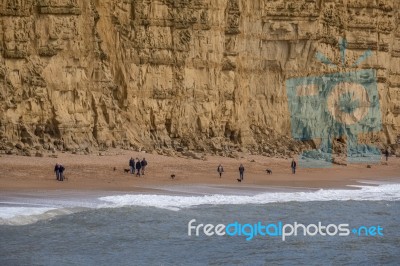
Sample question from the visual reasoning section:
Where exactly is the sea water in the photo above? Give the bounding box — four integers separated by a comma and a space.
1, 183, 399, 265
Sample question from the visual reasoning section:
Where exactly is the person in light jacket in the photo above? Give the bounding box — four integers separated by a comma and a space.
217, 164, 224, 178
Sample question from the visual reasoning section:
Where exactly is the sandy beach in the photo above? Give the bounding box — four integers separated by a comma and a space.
1, 151, 400, 266
0, 150, 399, 192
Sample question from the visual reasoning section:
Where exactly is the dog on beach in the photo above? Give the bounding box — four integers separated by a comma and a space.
266, 169, 272, 174
171, 174, 176, 179
237, 179, 242, 182
124, 168, 130, 173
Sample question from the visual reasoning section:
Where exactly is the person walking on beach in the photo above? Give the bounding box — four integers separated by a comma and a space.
135, 158, 142, 177
217, 164, 224, 178
238, 164, 244, 182
59, 164, 65, 181
385, 149, 389, 161
129, 157, 135, 174
141, 158, 148, 175
291, 159, 297, 174
54, 163, 60, 180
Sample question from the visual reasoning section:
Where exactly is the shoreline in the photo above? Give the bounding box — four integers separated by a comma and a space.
1, 181, 399, 226
1, 179, 399, 205
0, 150, 399, 193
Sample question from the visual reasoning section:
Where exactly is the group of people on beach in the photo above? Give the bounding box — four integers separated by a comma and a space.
217, 159, 298, 182
50, 146, 394, 183
129, 157, 148, 177
217, 151, 391, 182
54, 163, 65, 181
217, 163, 246, 182
51, 150, 393, 183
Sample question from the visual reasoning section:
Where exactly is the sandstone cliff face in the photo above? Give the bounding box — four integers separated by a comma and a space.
0, 0, 399, 156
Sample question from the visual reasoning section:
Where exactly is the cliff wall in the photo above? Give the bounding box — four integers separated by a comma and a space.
0, 0, 399, 156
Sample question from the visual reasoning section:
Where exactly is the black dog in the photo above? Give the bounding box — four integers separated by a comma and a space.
237, 179, 242, 182
124, 168, 130, 173
171, 174, 176, 179
266, 169, 272, 174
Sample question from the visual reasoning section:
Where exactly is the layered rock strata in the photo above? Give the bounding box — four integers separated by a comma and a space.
0, 0, 399, 157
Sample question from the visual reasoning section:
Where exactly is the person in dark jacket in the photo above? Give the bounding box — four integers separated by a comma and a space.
238, 164, 244, 182
129, 157, 135, 174
59, 164, 65, 181
217, 164, 224, 178
135, 158, 142, 177
54, 163, 60, 180
385, 149, 389, 161
291, 159, 297, 174
141, 158, 148, 175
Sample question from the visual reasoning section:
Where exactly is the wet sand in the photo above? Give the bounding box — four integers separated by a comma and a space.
0, 150, 399, 193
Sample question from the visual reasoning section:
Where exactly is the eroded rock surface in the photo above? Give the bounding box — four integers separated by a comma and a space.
0, 0, 399, 156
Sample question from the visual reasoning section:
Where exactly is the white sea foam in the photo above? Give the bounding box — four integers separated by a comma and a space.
98, 183, 400, 210
0, 207, 56, 220
1, 184, 399, 225
0, 192, 105, 225
0, 206, 86, 226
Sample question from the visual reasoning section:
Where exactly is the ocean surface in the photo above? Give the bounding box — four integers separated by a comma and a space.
1, 183, 400, 265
